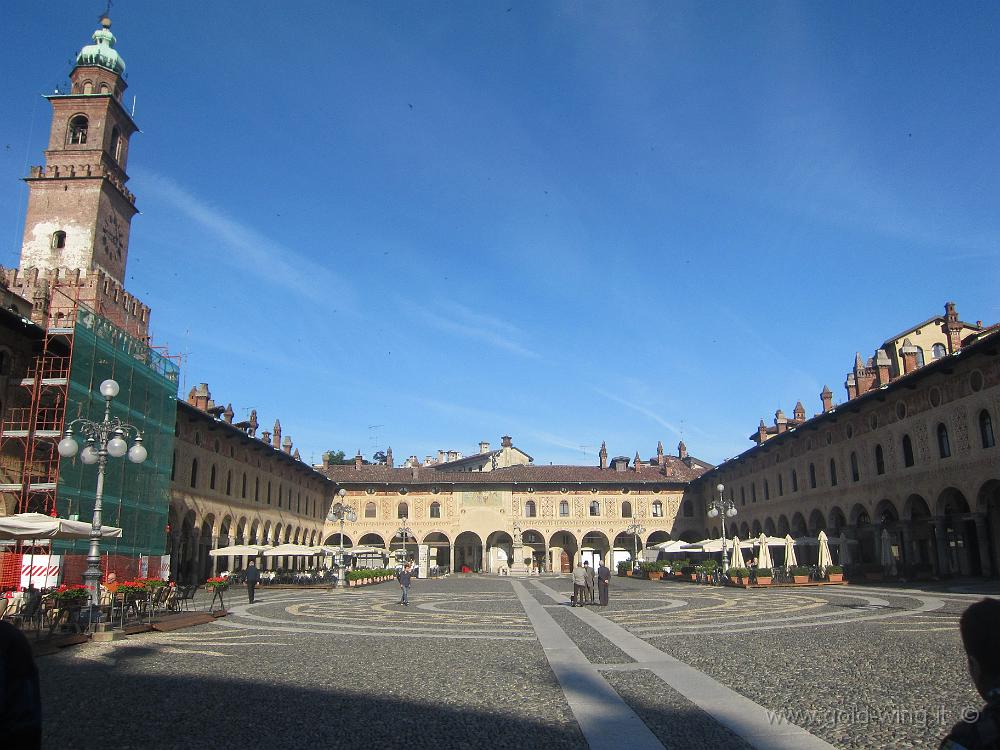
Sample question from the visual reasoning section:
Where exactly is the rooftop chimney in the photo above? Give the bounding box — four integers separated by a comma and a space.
479, 441, 491, 454
501, 435, 513, 448
821, 385, 833, 412
354, 450, 363, 470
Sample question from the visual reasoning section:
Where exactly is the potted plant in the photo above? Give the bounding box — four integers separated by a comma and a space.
728, 567, 749, 585
681, 565, 698, 582
755, 567, 773, 585
790, 566, 812, 584
647, 562, 664, 581
826, 564, 844, 583
617, 561, 630, 577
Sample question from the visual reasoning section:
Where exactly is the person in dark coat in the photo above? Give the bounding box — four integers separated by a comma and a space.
583, 561, 596, 604
0, 620, 41, 750
597, 561, 611, 606
940, 598, 1000, 749
397, 563, 414, 606
244, 561, 261, 604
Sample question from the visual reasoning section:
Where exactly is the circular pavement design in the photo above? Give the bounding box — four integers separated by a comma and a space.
216, 590, 537, 641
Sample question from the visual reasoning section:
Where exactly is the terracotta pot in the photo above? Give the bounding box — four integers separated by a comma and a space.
730, 577, 744, 586
648, 572, 663, 581
792, 575, 810, 584
827, 573, 844, 582
756, 577, 772, 585
688, 574, 698, 582
625, 570, 633, 577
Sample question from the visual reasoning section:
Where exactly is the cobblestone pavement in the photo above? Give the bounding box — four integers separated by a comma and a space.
35, 575, 1000, 749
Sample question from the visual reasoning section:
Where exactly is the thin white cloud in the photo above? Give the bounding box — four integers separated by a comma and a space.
134, 168, 355, 310
401, 299, 541, 359
592, 387, 685, 437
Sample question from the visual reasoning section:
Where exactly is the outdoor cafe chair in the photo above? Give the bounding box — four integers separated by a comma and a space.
11, 592, 43, 632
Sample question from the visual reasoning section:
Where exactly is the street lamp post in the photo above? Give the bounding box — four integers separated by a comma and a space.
625, 521, 645, 569
396, 525, 413, 567
326, 488, 356, 588
57, 378, 147, 615
707, 482, 737, 577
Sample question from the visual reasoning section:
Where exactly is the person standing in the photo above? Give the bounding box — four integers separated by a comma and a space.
397, 563, 414, 606
244, 560, 260, 604
597, 560, 611, 606
571, 563, 587, 607
940, 598, 1000, 749
584, 561, 596, 604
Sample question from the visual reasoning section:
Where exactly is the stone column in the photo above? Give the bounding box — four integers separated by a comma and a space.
933, 518, 951, 577
190, 530, 202, 584
974, 514, 992, 577
449, 544, 455, 574
899, 523, 912, 568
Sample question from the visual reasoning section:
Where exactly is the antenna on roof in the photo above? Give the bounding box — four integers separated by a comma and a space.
131, 95, 136, 117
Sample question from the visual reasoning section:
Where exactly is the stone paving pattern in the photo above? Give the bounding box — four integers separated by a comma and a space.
35, 575, 1000, 749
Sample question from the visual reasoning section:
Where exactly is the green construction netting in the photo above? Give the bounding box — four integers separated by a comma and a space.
54, 307, 179, 558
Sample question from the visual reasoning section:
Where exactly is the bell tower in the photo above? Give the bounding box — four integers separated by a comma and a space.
6, 13, 150, 339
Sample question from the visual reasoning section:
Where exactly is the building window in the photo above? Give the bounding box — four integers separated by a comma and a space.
68, 115, 88, 144
875, 445, 885, 475
210, 464, 216, 490
267, 481, 272, 505
170, 451, 176, 481
190, 458, 198, 488
559, 500, 569, 517
763, 480, 769, 500
981, 410, 996, 448
915, 346, 925, 368
829, 459, 837, 486
652, 501, 663, 517
622, 501, 632, 518
110, 126, 123, 163
430, 501, 441, 519
682, 500, 694, 517
82, 81, 93, 94
850, 452, 860, 482
791, 470, 798, 492
242, 473, 247, 498
902, 435, 915, 467
51, 231, 66, 249
740, 487, 746, 505
525, 500, 536, 518
809, 463, 817, 489
932, 343, 947, 360
226, 470, 232, 496
778, 474, 783, 496
937, 423, 951, 458
397, 502, 408, 519
99, 83, 109, 94
255, 477, 259, 502
589, 500, 600, 517
365, 502, 376, 518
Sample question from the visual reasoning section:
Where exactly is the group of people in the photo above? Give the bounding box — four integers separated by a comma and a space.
570, 560, 611, 606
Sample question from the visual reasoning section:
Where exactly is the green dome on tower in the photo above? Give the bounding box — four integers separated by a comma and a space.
75, 16, 125, 76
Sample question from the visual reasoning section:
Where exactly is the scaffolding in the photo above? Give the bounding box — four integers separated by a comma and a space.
0, 283, 179, 589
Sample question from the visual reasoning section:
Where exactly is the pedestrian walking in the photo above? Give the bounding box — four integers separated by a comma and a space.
244, 560, 260, 604
397, 562, 414, 606
940, 597, 1000, 749
571, 563, 587, 606
597, 560, 611, 606
584, 561, 596, 604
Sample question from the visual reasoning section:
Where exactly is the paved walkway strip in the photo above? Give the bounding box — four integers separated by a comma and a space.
531, 581, 837, 750
510, 581, 665, 750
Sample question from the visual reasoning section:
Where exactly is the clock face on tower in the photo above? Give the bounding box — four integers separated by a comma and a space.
101, 213, 124, 260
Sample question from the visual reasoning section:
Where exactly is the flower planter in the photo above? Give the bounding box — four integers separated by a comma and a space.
688, 574, 698, 582
625, 570, 633, 577
826, 573, 844, 583
792, 575, 810, 584
729, 577, 745, 586
756, 577, 772, 586
647, 572, 663, 581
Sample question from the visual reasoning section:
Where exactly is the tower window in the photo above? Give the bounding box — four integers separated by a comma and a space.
68, 115, 88, 145
937, 423, 951, 459
902, 435, 915, 467
875, 444, 885, 475
981, 410, 996, 449
110, 127, 123, 163
51, 231, 66, 249
559, 500, 569, 517
99, 83, 110, 94
83, 81, 93, 94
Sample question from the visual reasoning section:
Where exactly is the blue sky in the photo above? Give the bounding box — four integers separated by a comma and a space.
3, 2, 998, 468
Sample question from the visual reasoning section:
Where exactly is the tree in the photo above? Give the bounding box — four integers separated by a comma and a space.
372, 450, 387, 465
323, 450, 351, 465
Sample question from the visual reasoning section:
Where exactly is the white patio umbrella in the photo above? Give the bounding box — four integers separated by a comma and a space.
729, 536, 745, 569
756, 533, 773, 570
783, 534, 798, 568
816, 531, 833, 571
879, 528, 897, 576
262, 544, 316, 557
0, 512, 122, 540
651, 540, 689, 553
681, 538, 727, 553
209, 544, 268, 557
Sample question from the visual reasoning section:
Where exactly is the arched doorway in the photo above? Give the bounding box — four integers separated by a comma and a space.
613, 531, 642, 568
580, 531, 610, 568
454, 531, 483, 572
423, 532, 451, 572
521, 529, 546, 571
199, 515, 215, 583
389, 531, 418, 564
977, 480, 1000, 577
937, 488, 976, 576
486, 531, 513, 574
764, 518, 776, 536
359, 533, 386, 548
549, 530, 578, 573
777, 515, 790, 536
